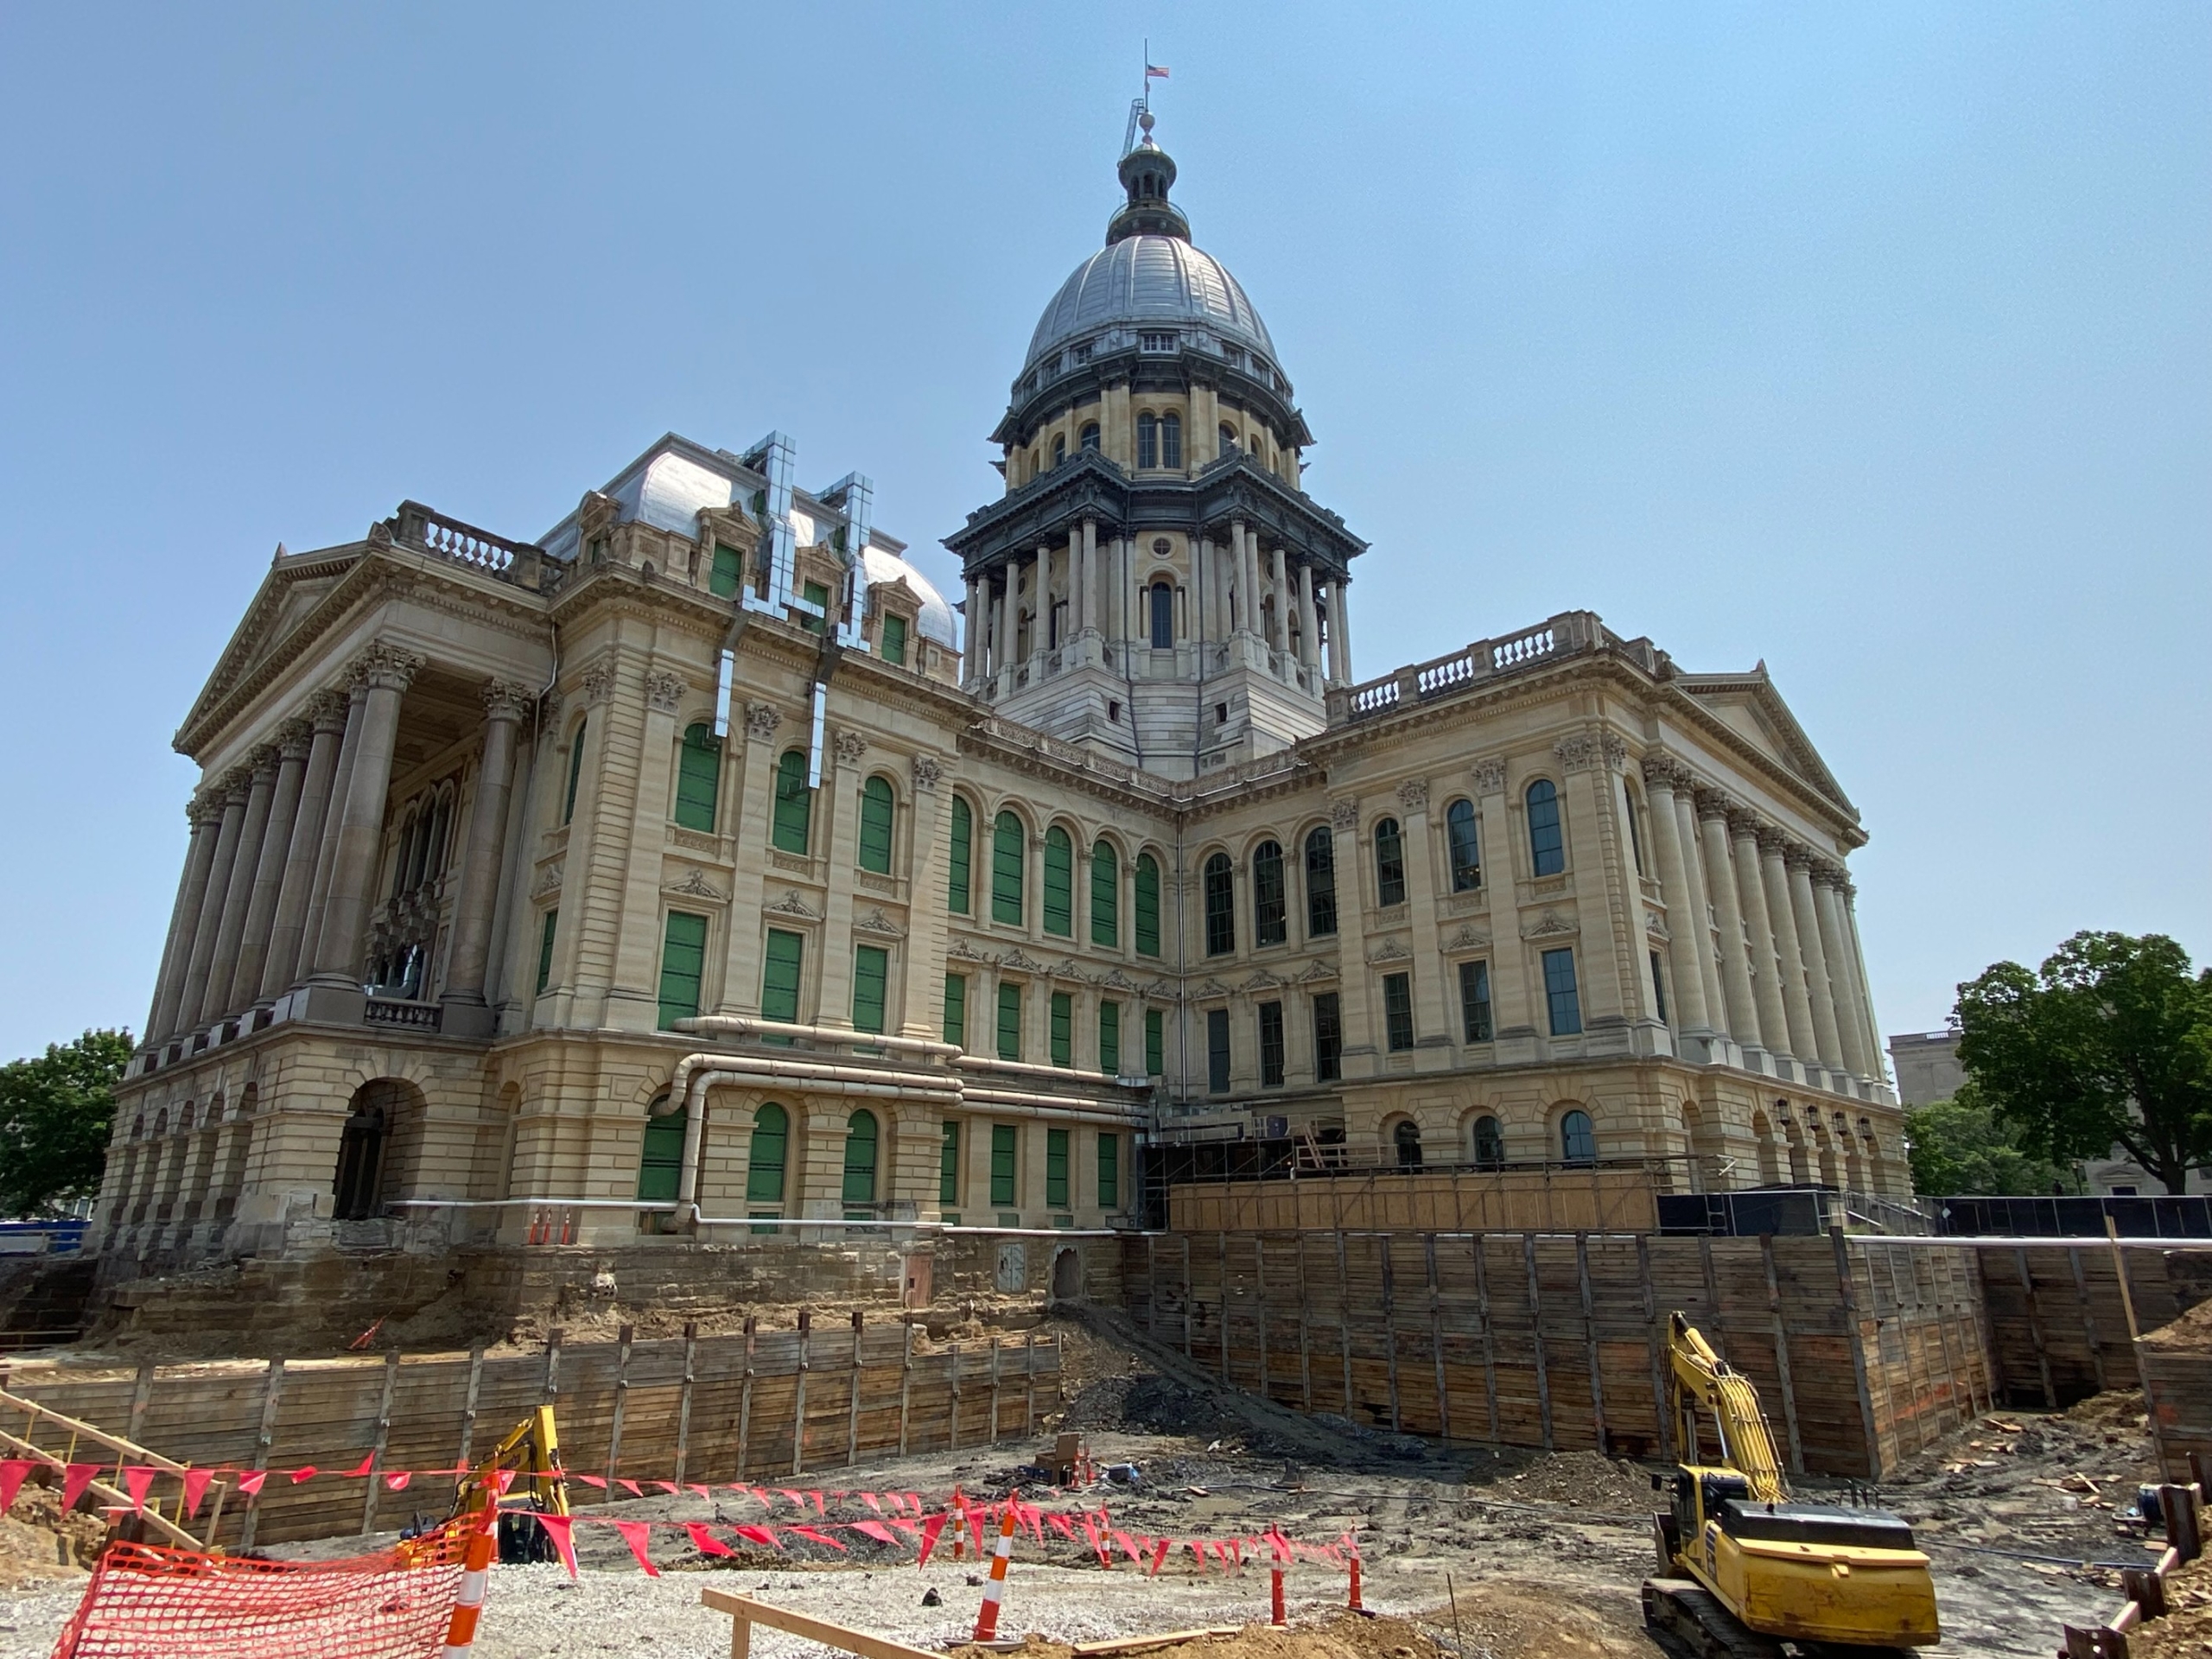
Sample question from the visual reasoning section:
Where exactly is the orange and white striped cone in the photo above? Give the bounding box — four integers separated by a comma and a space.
1270, 1531, 1287, 1627
1347, 1551, 1363, 1612
972, 1499, 1019, 1642
440, 1505, 499, 1657
951, 1486, 968, 1561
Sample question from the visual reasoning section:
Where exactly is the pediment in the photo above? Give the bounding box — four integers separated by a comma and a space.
180, 547, 365, 746
1676, 671, 1853, 815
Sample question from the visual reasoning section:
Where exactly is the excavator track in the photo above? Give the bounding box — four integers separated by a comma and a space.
1643, 1580, 1785, 1659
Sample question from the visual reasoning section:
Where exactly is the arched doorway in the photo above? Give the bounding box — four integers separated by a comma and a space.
1391, 1120, 1422, 1169
1051, 1246, 1082, 1304
334, 1096, 389, 1221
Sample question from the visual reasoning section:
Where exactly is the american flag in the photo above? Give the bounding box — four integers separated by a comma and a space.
1147, 63, 1170, 79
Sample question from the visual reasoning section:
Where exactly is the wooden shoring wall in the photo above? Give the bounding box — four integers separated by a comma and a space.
0, 1319, 1058, 1548
1167, 1167, 1659, 1235
1973, 1244, 2212, 1409
1126, 1230, 1988, 1480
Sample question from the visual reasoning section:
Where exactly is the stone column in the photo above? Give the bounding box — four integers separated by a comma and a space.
1266, 545, 1288, 653
1640, 760, 1713, 1042
1031, 545, 1049, 660
258, 690, 349, 1001
1332, 580, 1355, 683
963, 577, 983, 687
226, 723, 312, 1014
1063, 526, 1081, 651
1327, 798, 1377, 1072
198, 747, 280, 1024
1670, 787, 1729, 1044
1731, 811, 1794, 1070
1236, 521, 1260, 639
174, 773, 250, 1035
1785, 847, 1847, 1078
1810, 869, 1872, 1079
1295, 564, 1319, 672
901, 755, 951, 1039
1840, 882, 1885, 1083
1078, 519, 1096, 639
815, 728, 869, 1028
1758, 830, 1821, 1073
440, 681, 531, 1035
308, 643, 424, 994
297, 682, 370, 988
148, 797, 223, 1041
1696, 791, 1764, 1060
1466, 760, 1535, 1050
1395, 778, 1452, 1043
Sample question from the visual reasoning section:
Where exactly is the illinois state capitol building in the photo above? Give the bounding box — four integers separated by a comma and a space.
97, 121, 1904, 1274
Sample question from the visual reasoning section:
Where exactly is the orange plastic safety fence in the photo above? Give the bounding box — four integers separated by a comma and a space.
50, 1522, 474, 1659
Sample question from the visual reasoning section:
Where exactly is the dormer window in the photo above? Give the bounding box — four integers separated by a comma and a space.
1139, 332, 1175, 353
1219, 424, 1238, 453
1070, 341, 1091, 364
1079, 423, 1100, 452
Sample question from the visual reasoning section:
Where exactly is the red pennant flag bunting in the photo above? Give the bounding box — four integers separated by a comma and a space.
618, 1479, 643, 1498
1148, 1537, 1171, 1577
575, 1473, 607, 1489
181, 1467, 213, 1518
537, 1513, 579, 1579
343, 1453, 376, 1478
289, 1466, 318, 1484
123, 1466, 157, 1513
917, 1511, 946, 1567
688, 1522, 734, 1557
788, 1524, 846, 1550
853, 1520, 897, 1546
613, 1519, 660, 1577
0, 1461, 32, 1516
61, 1464, 102, 1509
734, 1523, 780, 1551
385, 1471, 411, 1491
237, 1471, 267, 1498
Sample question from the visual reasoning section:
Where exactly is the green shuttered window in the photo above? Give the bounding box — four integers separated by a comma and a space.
858, 776, 894, 874
772, 750, 811, 853
943, 973, 967, 1048
1046, 1128, 1069, 1209
880, 613, 908, 666
1134, 854, 1160, 957
948, 797, 973, 913
842, 1109, 879, 1213
536, 908, 557, 995
939, 1120, 960, 1205
563, 718, 587, 824
1097, 1001, 1120, 1077
1090, 841, 1118, 946
1145, 1007, 1163, 1077
1050, 991, 1072, 1067
674, 723, 721, 832
761, 928, 804, 1023
992, 812, 1024, 925
996, 981, 1022, 1061
1043, 827, 1073, 937
709, 542, 743, 597
990, 1124, 1017, 1207
657, 912, 707, 1029
851, 944, 889, 1034
637, 1100, 685, 1202
747, 1103, 788, 1206
1096, 1133, 1119, 1211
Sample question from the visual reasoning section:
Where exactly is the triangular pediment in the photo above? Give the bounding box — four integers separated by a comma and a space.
178, 545, 365, 747
1676, 670, 1853, 815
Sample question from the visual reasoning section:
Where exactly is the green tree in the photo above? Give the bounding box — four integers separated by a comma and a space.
1954, 931, 2212, 1194
1904, 1083, 2078, 1196
0, 1029, 132, 1217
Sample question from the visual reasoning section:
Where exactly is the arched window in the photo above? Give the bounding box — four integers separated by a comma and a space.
563, 718, 588, 824
841, 1109, 880, 1214
1079, 422, 1100, 452
1623, 779, 1645, 876
1137, 412, 1159, 469
1471, 1116, 1504, 1169
1526, 779, 1565, 877
1160, 412, 1182, 467
991, 811, 1025, 925
948, 796, 973, 913
1304, 827, 1338, 938
1134, 853, 1161, 957
1393, 1120, 1423, 1170
772, 750, 811, 853
1373, 817, 1407, 907
424, 791, 453, 882
1251, 840, 1287, 946
637, 1094, 686, 1202
1446, 798, 1481, 892
1051, 434, 1066, 467
1220, 423, 1238, 453
1148, 582, 1174, 648
389, 810, 417, 899
1090, 840, 1119, 947
1203, 852, 1236, 957
1042, 826, 1074, 937
858, 776, 895, 874
747, 1106, 791, 1211
1560, 1109, 1596, 1166
675, 722, 721, 832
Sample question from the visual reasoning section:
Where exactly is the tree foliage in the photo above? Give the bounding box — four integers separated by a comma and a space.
0, 1029, 132, 1217
1904, 1084, 2078, 1197
1954, 931, 2212, 1195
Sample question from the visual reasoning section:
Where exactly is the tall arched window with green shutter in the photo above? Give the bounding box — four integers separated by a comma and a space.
948, 797, 973, 913
563, 717, 588, 824
1134, 853, 1161, 957
709, 542, 743, 597
991, 812, 1025, 925
1042, 827, 1073, 937
746, 1103, 788, 1230
857, 776, 894, 874
674, 723, 721, 832
841, 1109, 879, 1215
772, 749, 811, 852
1090, 841, 1118, 946
637, 1096, 686, 1202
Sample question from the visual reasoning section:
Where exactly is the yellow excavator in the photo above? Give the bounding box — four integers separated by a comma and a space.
1644, 1313, 1940, 1658
438, 1405, 570, 1566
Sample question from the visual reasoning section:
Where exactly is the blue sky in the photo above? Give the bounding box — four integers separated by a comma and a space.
1, 4, 2205, 1060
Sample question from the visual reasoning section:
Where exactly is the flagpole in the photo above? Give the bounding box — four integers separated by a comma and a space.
1142, 38, 1150, 113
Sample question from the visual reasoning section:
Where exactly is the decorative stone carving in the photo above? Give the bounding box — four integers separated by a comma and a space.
1329, 799, 1360, 832
305, 688, 352, 728
832, 728, 869, 766
1694, 787, 1735, 823
1296, 960, 1338, 982
1468, 759, 1507, 795
643, 670, 687, 715
1645, 915, 1671, 941
1198, 978, 1230, 999
1553, 734, 1598, 772
1600, 734, 1629, 771
910, 753, 944, 792
350, 640, 427, 694
1366, 940, 1411, 964
948, 938, 994, 962
245, 743, 281, 779
1001, 947, 1042, 973
1522, 911, 1577, 938
276, 719, 314, 760
1395, 777, 1429, 811
668, 868, 724, 900
1053, 957, 1084, 982
1726, 807, 1764, 839
577, 659, 617, 705
744, 702, 784, 741
1101, 969, 1137, 992
531, 861, 564, 898
766, 889, 819, 919
856, 908, 906, 938
1443, 925, 1491, 952
1755, 826, 1788, 857
1143, 978, 1176, 1001
1641, 753, 1683, 791
482, 679, 535, 722
1238, 970, 1282, 993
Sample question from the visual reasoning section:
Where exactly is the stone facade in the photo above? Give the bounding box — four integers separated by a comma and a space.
97, 127, 1907, 1280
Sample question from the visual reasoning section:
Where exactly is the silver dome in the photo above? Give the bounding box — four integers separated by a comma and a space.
1024, 234, 1275, 373
860, 543, 957, 649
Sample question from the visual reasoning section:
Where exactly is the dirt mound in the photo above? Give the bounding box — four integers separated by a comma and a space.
1466, 1450, 1656, 1515
949, 1612, 1454, 1659
2123, 1552, 2212, 1657
2068, 1389, 2152, 1430
0, 1482, 101, 1590
2140, 1299, 2212, 1351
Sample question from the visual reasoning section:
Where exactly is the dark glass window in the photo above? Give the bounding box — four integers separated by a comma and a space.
1527, 779, 1566, 877
1313, 992, 1342, 1082
1137, 413, 1159, 469
563, 718, 588, 824
1206, 1008, 1231, 1093
1219, 423, 1238, 452
1471, 1115, 1504, 1168
1052, 434, 1066, 467
1079, 422, 1100, 452
1258, 1001, 1285, 1088
1650, 950, 1669, 1024
1560, 1109, 1596, 1165
1542, 947, 1583, 1036
1446, 798, 1480, 892
1459, 959, 1493, 1043
1203, 852, 1235, 956
1160, 412, 1182, 467
1374, 817, 1406, 907
1393, 1120, 1422, 1169
1624, 780, 1646, 876
1304, 827, 1338, 938
1383, 972, 1414, 1051
1252, 840, 1287, 946
1149, 582, 1174, 648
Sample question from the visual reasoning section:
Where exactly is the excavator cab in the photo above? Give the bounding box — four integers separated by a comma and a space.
446, 1406, 571, 1566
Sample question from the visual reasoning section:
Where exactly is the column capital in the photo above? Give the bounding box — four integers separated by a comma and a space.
186, 793, 224, 829
1329, 798, 1361, 832
1395, 776, 1430, 813
276, 719, 315, 760
576, 658, 617, 704
911, 753, 944, 792
216, 769, 253, 807
1468, 758, 1508, 796
305, 688, 352, 729
246, 743, 282, 780
1782, 841, 1817, 872
831, 728, 869, 769
1641, 752, 1689, 791
481, 678, 535, 722
1755, 825, 1789, 858
1811, 860, 1850, 888
744, 701, 784, 741
1694, 787, 1736, 823
1726, 806, 1764, 840
347, 640, 426, 695
642, 669, 687, 715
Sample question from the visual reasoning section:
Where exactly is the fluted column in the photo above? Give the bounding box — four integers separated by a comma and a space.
1295, 564, 1319, 671
1731, 811, 1793, 1068
298, 682, 369, 983
309, 643, 424, 985
1266, 545, 1287, 652
174, 774, 250, 1034
197, 747, 280, 1022
1078, 518, 1096, 639
963, 577, 982, 686
440, 681, 531, 1030
1810, 868, 1872, 1079
148, 798, 223, 1041
1785, 847, 1847, 1077
1639, 761, 1713, 1040
1840, 881, 1885, 1081
1758, 829, 1820, 1071
1669, 785, 1729, 1042
1696, 792, 1764, 1058
225, 722, 311, 1014
259, 690, 349, 1001
1332, 580, 1354, 683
